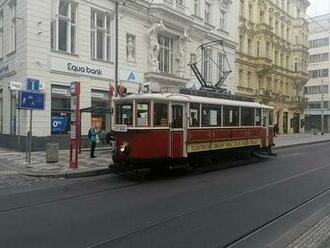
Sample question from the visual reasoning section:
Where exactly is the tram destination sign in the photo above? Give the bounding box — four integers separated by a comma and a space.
19, 91, 45, 110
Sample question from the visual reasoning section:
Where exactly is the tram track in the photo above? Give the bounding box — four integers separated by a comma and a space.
86, 161, 330, 248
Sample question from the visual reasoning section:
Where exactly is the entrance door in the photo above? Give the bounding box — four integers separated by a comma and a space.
283, 112, 288, 134
293, 113, 300, 133
170, 104, 184, 158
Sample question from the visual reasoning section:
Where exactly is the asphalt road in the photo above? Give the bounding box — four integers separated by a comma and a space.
1, 143, 330, 248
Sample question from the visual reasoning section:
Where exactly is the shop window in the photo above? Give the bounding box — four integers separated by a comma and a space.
51, 86, 71, 134
154, 103, 168, 127
189, 103, 200, 127
223, 106, 239, 126
202, 104, 221, 127
136, 102, 150, 127
91, 90, 110, 132
255, 108, 262, 126
116, 103, 133, 126
241, 107, 254, 126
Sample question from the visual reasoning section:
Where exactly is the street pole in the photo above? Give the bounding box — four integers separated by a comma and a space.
321, 79, 324, 135
115, 1, 119, 97
28, 109, 33, 163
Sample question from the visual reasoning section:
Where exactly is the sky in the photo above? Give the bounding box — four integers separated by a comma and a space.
307, 0, 330, 17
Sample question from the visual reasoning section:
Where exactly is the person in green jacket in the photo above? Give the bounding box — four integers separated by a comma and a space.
88, 124, 98, 158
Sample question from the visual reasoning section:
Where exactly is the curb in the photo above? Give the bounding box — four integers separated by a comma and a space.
22, 167, 112, 179
268, 206, 330, 248
273, 139, 330, 150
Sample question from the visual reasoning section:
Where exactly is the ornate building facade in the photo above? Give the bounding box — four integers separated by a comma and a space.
0, 0, 239, 150
236, 0, 310, 134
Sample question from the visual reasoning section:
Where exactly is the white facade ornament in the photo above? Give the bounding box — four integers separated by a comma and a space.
126, 33, 136, 61
176, 29, 191, 78
219, 0, 232, 10
148, 20, 166, 72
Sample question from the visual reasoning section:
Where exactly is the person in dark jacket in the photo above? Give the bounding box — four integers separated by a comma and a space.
88, 125, 98, 158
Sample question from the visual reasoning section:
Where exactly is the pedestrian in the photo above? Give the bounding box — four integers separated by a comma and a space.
88, 124, 98, 158
274, 123, 279, 136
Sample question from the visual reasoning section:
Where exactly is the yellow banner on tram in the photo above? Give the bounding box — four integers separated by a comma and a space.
187, 139, 261, 153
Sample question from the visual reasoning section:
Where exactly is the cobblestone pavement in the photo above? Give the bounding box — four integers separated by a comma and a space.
287, 214, 330, 248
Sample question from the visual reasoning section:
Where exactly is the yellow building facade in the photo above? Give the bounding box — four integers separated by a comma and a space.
236, 0, 310, 134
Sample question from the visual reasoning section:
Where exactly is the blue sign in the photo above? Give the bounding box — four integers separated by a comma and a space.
19, 91, 45, 110
26, 78, 41, 91
51, 115, 68, 132
127, 72, 136, 81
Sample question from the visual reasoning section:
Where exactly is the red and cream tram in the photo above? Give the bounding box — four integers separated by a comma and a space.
112, 91, 274, 169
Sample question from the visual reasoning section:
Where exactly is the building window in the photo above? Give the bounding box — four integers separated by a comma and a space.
219, 10, 225, 30
309, 69, 329, 78
217, 52, 224, 81
91, 10, 112, 61
51, 86, 71, 135
305, 85, 328, 95
257, 41, 260, 57
9, 0, 16, 53
239, 35, 244, 52
247, 39, 252, 55
193, 0, 200, 16
309, 38, 329, 48
309, 53, 329, 63
51, 0, 77, 54
158, 35, 174, 73
202, 49, 212, 82
0, 10, 3, 58
176, 0, 184, 7
205, 2, 211, 24
248, 5, 253, 21
265, 42, 270, 58
259, 10, 264, 23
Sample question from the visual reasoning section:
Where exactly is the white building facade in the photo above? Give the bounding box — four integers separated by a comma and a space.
0, 0, 238, 150
305, 14, 330, 133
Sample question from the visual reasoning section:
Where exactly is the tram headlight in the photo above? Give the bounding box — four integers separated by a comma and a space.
119, 143, 129, 154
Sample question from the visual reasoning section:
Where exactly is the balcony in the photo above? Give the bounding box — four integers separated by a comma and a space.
163, 0, 185, 13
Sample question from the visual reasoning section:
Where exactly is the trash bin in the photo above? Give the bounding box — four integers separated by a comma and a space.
46, 143, 59, 163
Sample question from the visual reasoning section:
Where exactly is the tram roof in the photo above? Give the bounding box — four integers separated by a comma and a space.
115, 93, 274, 110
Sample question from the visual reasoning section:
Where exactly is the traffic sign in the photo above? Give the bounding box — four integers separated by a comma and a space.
19, 91, 45, 110
26, 78, 41, 91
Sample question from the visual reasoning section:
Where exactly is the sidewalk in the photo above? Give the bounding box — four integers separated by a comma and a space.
1, 133, 330, 178
274, 133, 330, 149
0, 147, 113, 178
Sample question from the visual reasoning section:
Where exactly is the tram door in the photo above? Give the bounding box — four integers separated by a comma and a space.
170, 103, 185, 158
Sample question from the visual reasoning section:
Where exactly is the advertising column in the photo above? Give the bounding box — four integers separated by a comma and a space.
69, 81, 80, 168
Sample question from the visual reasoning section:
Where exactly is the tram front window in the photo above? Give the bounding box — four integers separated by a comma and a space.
116, 103, 133, 126
136, 102, 150, 127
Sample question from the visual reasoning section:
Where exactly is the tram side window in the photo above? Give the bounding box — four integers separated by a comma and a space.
154, 103, 168, 127
202, 104, 222, 127
255, 108, 262, 126
136, 102, 150, 127
189, 103, 200, 127
241, 107, 255, 126
116, 103, 133, 126
269, 110, 274, 126
223, 106, 239, 126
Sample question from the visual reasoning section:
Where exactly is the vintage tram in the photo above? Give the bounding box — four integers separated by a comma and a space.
111, 89, 274, 170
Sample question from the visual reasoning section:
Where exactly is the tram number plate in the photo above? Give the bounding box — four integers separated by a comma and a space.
115, 125, 128, 132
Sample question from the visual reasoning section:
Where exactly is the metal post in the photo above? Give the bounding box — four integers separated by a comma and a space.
28, 109, 33, 163
321, 79, 324, 135
115, 1, 119, 97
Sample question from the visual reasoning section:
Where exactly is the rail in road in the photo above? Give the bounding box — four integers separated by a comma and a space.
1, 142, 330, 248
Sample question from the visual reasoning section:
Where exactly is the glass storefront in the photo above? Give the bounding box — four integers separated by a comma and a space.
51, 85, 71, 135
